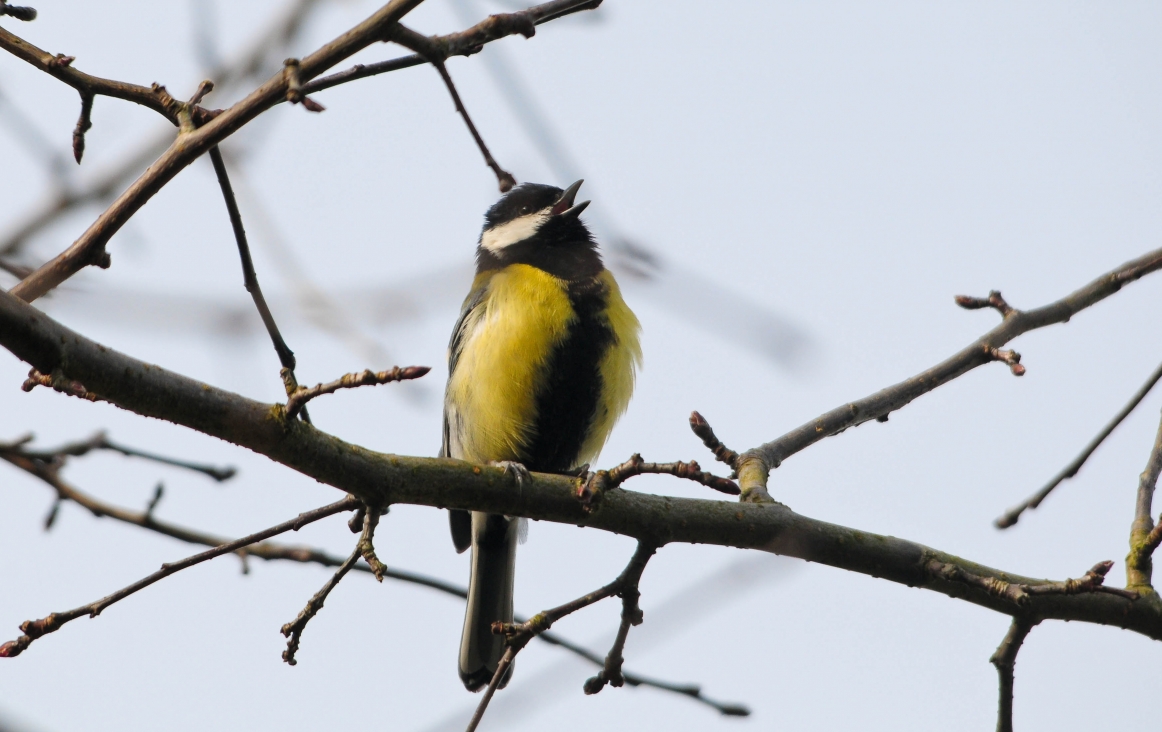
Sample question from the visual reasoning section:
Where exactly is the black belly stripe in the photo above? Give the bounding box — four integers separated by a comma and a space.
521, 277, 613, 472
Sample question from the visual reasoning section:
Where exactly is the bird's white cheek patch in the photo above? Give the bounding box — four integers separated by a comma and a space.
480, 211, 550, 252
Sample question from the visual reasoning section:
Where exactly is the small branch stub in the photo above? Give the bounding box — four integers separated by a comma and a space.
956, 290, 1014, 317
283, 59, 325, 112
987, 347, 1026, 376
689, 411, 740, 471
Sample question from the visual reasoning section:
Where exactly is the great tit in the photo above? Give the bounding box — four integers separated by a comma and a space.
441, 180, 641, 691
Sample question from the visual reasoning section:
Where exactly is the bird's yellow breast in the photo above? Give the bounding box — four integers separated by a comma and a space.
446, 264, 575, 463
444, 264, 640, 468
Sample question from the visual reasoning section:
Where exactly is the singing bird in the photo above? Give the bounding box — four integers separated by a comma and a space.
442, 180, 641, 691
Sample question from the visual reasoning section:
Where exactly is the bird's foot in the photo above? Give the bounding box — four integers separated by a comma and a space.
490, 460, 531, 487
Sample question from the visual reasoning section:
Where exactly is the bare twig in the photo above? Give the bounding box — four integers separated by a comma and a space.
1, 453, 738, 713
688, 411, 740, 471
0, 0, 326, 260
996, 360, 1162, 529
6, 431, 236, 482
206, 145, 309, 420
4, 0, 604, 302
928, 559, 1139, 605
989, 616, 1038, 732
302, 0, 600, 97
284, 366, 431, 420
1127, 407, 1162, 588
280, 506, 379, 665
582, 544, 656, 695
579, 453, 739, 505
738, 248, 1162, 498
388, 24, 517, 191
71, 91, 93, 163
468, 542, 658, 731
0, 496, 357, 657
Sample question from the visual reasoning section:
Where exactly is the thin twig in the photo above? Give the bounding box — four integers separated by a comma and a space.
578, 453, 739, 505
387, 23, 518, 192
284, 366, 431, 420
996, 360, 1162, 529
206, 145, 309, 421
582, 544, 657, 694
0, 496, 357, 657
1127, 407, 1162, 588
928, 559, 1139, 605
989, 616, 1038, 732
1, 452, 738, 713
9, 431, 236, 482
738, 248, 1162, 498
469, 542, 658, 729
280, 507, 380, 665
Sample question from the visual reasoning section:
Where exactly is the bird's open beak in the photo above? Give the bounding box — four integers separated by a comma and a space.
551, 179, 590, 219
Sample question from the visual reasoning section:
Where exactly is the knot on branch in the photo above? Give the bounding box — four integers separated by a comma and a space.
22, 368, 103, 402
283, 59, 325, 112
986, 346, 1026, 376
956, 290, 1014, 317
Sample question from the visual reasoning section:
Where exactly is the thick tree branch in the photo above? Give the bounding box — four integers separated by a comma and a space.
1, 276, 1160, 640
0, 496, 358, 657
996, 359, 1162, 529
735, 247, 1162, 502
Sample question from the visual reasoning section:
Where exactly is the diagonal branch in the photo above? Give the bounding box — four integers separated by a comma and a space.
4, 0, 603, 302
0, 496, 357, 657
736, 247, 1162, 502
205, 145, 309, 419
281, 505, 383, 664
467, 542, 657, 732
996, 359, 1162, 529
388, 23, 517, 191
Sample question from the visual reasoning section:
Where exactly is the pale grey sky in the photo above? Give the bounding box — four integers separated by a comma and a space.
2, 2, 1161, 731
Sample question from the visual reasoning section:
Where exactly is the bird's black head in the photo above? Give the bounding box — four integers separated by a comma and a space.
476, 180, 602, 280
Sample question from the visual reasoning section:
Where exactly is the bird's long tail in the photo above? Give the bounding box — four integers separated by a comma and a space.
459, 511, 518, 691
